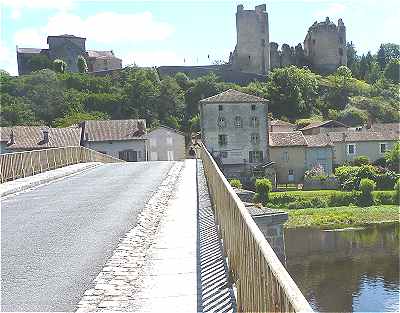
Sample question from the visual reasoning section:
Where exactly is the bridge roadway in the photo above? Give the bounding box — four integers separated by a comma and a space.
1, 161, 175, 312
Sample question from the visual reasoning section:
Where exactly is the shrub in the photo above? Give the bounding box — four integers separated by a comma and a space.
374, 191, 394, 205
375, 171, 399, 190
373, 157, 387, 168
255, 178, 272, 204
229, 179, 242, 189
310, 197, 328, 208
287, 200, 313, 210
359, 178, 376, 206
329, 191, 360, 206
268, 193, 298, 206
353, 156, 369, 166
304, 164, 326, 178
385, 142, 400, 173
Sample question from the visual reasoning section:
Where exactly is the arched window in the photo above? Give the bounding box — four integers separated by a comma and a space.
251, 133, 260, 144
218, 116, 226, 128
234, 116, 242, 128
251, 116, 259, 128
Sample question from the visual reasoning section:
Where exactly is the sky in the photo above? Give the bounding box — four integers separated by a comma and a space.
1, 0, 399, 75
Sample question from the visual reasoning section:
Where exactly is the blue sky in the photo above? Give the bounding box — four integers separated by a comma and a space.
1, 0, 399, 75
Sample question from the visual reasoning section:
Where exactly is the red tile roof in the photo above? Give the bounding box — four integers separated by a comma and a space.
82, 119, 146, 142
269, 131, 307, 147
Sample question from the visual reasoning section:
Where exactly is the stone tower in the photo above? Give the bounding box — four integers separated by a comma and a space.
231, 4, 270, 75
303, 17, 347, 73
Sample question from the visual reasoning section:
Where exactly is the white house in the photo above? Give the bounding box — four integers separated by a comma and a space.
146, 125, 185, 161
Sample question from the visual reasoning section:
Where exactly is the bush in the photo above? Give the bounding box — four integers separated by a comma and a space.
394, 179, 400, 204
353, 156, 369, 166
287, 200, 313, 210
374, 191, 394, 205
310, 197, 328, 208
268, 193, 298, 206
255, 178, 272, 204
375, 171, 399, 190
329, 191, 360, 206
359, 178, 376, 206
229, 179, 242, 189
304, 164, 326, 178
335, 164, 379, 190
373, 157, 387, 168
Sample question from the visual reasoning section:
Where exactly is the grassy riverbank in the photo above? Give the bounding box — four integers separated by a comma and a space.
284, 205, 399, 229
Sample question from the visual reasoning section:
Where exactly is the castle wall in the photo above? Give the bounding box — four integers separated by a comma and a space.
231, 4, 270, 75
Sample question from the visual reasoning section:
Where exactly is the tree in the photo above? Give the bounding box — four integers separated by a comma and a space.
385, 142, 400, 173
346, 42, 359, 77
27, 55, 52, 72
53, 59, 67, 73
0, 94, 37, 126
336, 106, 368, 126
266, 66, 318, 119
383, 58, 400, 83
53, 111, 109, 127
77, 56, 88, 73
377, 43, 400, 70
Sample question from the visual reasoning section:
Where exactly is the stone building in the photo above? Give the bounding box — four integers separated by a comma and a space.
304, 17, 347, 73
17, 34, 122, 75
80, 119, 147, 162
146, 125, 186, 161
199, 89, 270, 179
230, 4, 270, 75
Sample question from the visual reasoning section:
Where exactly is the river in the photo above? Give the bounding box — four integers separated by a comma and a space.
284, 223, 399, 312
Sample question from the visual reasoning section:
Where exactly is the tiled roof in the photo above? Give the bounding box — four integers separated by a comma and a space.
304, 134, 333, 147
328, 130, 400, 142
83, 119, 147, 142
367, 123, 400, 134
2, 126, 81, 150
199, 89, 267, 103
0, 127, 13, 142
16, 48, 43, 54
148, 125, 185, 136
300, 120, 348, 131
270, 119, 295, 126
87, 50, 116, 59
269, 131, 307, 147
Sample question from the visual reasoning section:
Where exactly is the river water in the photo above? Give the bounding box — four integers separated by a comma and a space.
284, 223, 399, 312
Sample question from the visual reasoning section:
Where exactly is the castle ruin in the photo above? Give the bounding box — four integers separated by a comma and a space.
229, 4, 347, 75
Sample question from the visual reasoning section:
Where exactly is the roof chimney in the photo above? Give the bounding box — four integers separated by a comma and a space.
42, 128, 49, 143
7, 130, 15, 146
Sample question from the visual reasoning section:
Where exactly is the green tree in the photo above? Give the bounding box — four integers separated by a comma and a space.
53, 111, 109, 127
27, 55, 53, 72
346, 42, 360, 77
53, 59, 67, 73
77, 56, 88, 73
383, 58, 400, 83
0, 94, 37, 126
385, 142, 400, 173
377, 43, 400, 70
336, 106, 368, 126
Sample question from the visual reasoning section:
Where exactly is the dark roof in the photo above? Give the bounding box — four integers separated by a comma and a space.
366, 123, 400, 134
270, 119, 295, 126
2, 126, 81, 150
269, 131, 307, 147
328, 130, 399, 142
83, 119, 147, 142
148, 125, 185, 136
87, 50, 118, 59
16, 48, 43, 54
199, 89, 267, 104
300, 120, 348, 131
304, 134, 333, 147
47, 34, 86, 40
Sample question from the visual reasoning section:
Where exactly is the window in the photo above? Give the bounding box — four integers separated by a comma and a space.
380, 143, 387, 154
347, 144, 356, 155
288, 169, 294, 182
249, 151, 263, 163
339, 37, 343, 44
218, 105, 223, 111
217, 116, 226, 128
251, 133, 260, 144
234, 116, 242, 128
282, 151, 289, 162
167, 151, 174, 161
288, 169, 294, 175
251, 116, 259, 128
251, 104, 256, 111
119, 150, 138, 162
312, 39, 316, 45
220, 151, 228, 158
218, 134, 227, 146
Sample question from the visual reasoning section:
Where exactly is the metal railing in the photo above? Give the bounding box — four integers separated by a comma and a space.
0, 146, 124, 183
197, 143, 313, 313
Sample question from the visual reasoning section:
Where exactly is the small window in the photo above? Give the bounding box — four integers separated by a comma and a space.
251, 104, 256, 111
251, 133, 260, 144
282, 151, 289, 162
218, 116, 226, 128
221, 151, 228, 158
166, 137, 173, 145
218, 105, 223, 111
288, 169, 294, 175
380, 143, 387, 154
251, 116, 259, 128
338, 48, 343, 56
234, 116, 242, 128
249, 151, 263, 163
312, 39, 316, 45
218, 134, 227, 146
347, 144, 355, 155
339, 37, 343, 44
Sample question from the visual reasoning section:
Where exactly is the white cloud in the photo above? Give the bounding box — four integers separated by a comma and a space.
13, 11, 174, 47
2, 0, 74, 19
314, 3, 346, 19
0, 40, 18, 75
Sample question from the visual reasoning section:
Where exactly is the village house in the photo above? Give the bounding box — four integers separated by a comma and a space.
269, 119, 296, 132
146, 125, 186, 161
199, 89, 269, 179
299, 120, 348, 135
80, 119, 147, 162
327, 130, 399, 165
0, 126, 81, 154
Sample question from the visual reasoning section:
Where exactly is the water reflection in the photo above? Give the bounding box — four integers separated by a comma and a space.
284, 223, 399, 312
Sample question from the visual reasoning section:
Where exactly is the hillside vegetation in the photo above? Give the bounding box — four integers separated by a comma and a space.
1, 43, 398, 129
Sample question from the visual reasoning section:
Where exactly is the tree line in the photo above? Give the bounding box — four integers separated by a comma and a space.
1, 42, 398, 131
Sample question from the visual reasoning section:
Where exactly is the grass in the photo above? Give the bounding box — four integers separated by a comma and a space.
284, 205, 400, 229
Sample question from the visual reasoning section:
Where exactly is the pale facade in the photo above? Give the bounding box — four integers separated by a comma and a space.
270, 146, 306, 184
84, 140, 146, 161
146, 126, 185, 161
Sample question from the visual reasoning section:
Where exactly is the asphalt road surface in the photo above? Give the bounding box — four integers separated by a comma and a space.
1, 162, 175, 312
